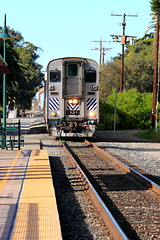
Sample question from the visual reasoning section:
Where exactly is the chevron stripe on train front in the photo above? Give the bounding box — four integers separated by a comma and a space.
49, 98, 59, 110
67, 103, 79, 110
87, 98, 97, 110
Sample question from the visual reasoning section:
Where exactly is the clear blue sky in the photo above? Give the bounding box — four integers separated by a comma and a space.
1, 0, 152, 71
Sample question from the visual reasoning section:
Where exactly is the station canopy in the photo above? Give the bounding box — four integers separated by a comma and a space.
0, 55, 10, 74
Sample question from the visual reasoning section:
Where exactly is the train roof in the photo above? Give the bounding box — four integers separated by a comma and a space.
46, 57, 98, 69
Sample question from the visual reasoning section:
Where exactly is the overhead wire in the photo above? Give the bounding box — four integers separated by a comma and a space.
126, 0, 151, 37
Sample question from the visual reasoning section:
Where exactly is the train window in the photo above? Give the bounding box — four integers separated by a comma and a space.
68, 64, 78, 76
85, 70, 96, 82
50, 70, 61, 82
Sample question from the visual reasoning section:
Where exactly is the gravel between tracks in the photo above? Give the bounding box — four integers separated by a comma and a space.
94, 130, 160, 179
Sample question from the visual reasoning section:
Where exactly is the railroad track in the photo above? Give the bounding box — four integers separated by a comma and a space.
47, 138, 113, 239
62, 140, 160, 240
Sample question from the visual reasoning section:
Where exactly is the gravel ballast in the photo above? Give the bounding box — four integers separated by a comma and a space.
95, 130, 160, 179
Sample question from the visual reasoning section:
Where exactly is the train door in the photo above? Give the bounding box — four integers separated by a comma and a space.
64, 62, 82, 96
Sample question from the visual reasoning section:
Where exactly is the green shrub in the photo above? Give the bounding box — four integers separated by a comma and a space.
99, 88, 157, 130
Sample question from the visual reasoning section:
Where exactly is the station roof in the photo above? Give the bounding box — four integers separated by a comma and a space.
0, 55, 10, 74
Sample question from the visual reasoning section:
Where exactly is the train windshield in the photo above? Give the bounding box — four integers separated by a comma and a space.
68, 64, 78, 76
84, 70, 96, 82
50, 70, 61, 82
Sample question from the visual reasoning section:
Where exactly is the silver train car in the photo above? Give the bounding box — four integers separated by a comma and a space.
44, 57, 99, 137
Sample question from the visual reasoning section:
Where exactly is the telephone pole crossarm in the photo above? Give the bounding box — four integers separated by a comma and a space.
91, 39, 112, 65
111, 13, 138, 17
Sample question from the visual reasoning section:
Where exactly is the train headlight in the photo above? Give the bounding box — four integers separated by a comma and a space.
89, 111, 96, 117
51, 111, 56, 116
68, 98, 78, 104
73, 99, 78, 104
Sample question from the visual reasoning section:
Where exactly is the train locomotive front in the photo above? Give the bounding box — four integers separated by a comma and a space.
44, 57, 99, 137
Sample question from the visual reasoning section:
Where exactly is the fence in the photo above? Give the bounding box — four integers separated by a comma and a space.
0, 119, 24, 150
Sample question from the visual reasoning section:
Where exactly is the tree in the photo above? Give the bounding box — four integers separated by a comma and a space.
99, 58, 121, 102
150, 0, 160, 13
99, 34, 155, 102
0, 28, 43, 112
0, 33, 23, 110
125, 34, 154, 92
15, 41, 43, 111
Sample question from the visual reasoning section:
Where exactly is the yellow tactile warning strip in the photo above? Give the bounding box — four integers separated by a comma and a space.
10, 150, 63, 240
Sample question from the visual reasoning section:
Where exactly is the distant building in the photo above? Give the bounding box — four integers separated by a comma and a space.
38, 87, 44, 109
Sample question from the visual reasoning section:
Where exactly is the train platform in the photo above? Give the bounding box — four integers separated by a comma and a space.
0, 148, 63, 240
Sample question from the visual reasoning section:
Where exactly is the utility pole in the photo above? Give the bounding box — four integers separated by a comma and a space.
101, 47, 112, 65
91, 39, 111, 66
111, 13, 138, 92
152, 14, 159, 129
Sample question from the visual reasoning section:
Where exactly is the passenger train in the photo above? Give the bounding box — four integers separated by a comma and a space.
44, 57, 99, 137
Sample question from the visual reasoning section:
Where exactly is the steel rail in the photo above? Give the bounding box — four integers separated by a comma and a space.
61, 141, 129, 240
85, 140, 160, 195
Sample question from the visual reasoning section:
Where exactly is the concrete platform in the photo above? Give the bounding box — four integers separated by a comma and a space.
21, 134, 41, 150
0, 150, 62, 240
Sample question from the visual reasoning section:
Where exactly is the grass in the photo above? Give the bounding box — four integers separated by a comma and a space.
139, 128, 160, 141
